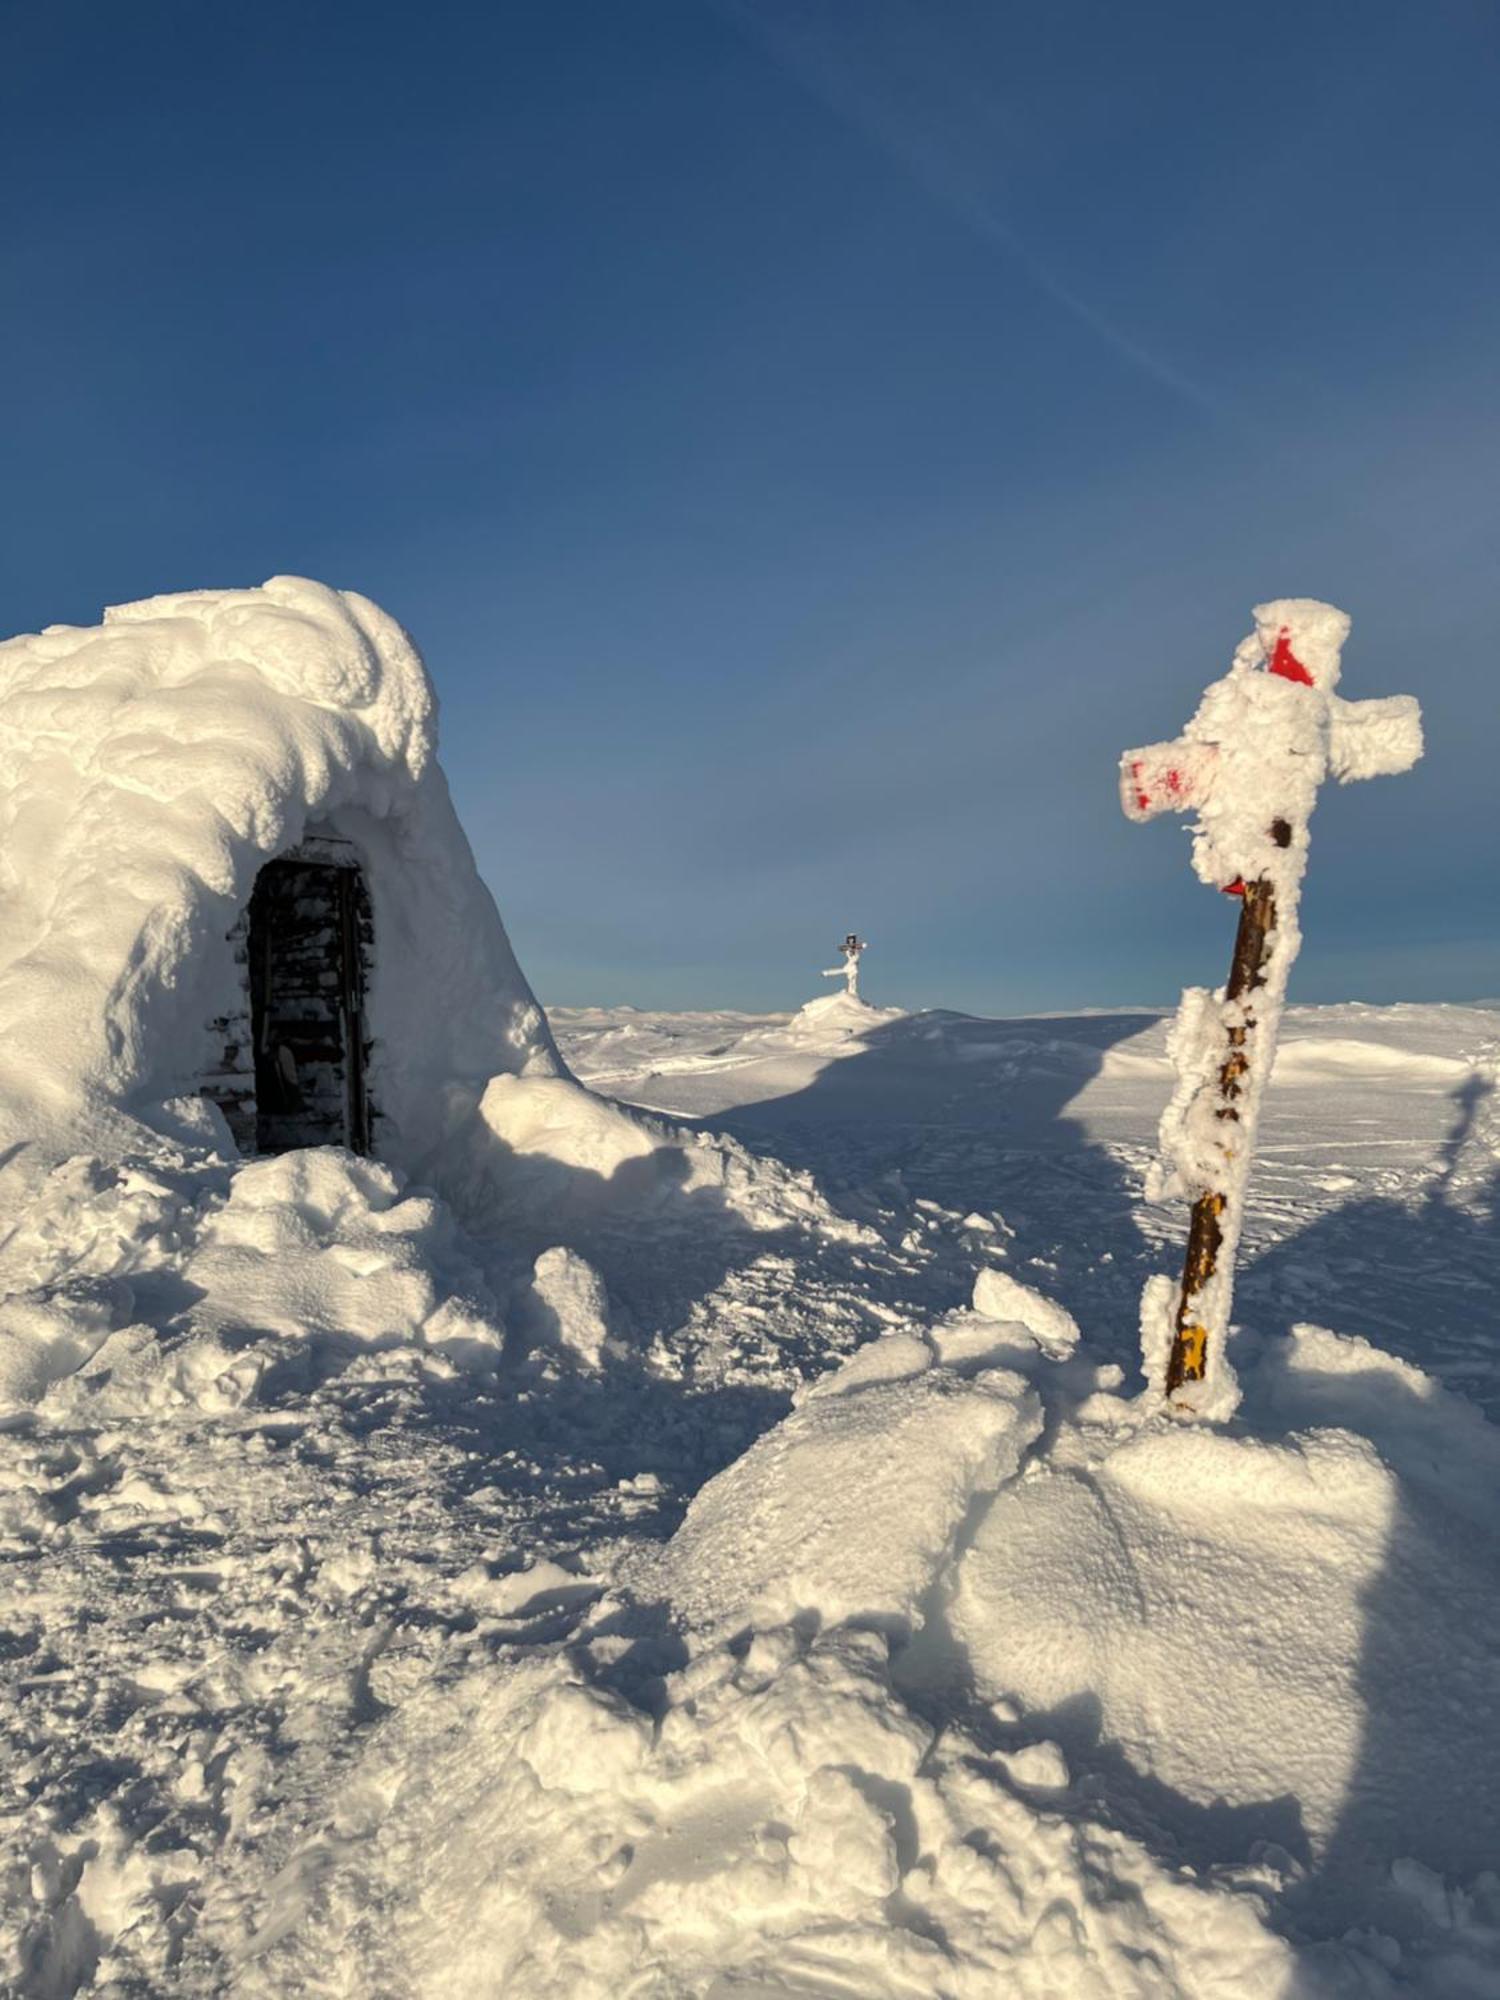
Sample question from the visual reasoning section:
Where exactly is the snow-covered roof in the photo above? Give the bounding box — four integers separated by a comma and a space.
0, 575, 561, 1168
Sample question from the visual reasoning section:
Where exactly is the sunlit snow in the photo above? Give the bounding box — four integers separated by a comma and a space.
1, 586, 1496, 1998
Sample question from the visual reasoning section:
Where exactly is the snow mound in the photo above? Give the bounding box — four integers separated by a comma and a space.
784, 987, 906, 1044
662, 1332, 1042, 1636
0, 1145, 508, 1426
183, 1150, 504, 1376
0, 575, 560, 1175
946, 1330, 1500, 1947
456, 1068, 875, 1247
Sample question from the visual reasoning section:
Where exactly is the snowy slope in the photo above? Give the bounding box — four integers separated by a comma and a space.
4, 996, 1499, 1996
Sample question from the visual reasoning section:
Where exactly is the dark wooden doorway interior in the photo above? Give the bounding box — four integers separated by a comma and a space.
247, 853, 372, 1155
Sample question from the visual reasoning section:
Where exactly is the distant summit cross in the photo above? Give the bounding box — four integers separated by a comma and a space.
823, 933, 867, 1002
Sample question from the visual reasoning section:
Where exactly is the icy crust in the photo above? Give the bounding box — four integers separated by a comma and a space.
0, 575, 561, 1169
235, 1314, 1500, 1998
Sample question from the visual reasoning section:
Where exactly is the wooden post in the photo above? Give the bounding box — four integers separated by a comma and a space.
1120, 599, 1422, 1413
1165, 873, 1275, 1394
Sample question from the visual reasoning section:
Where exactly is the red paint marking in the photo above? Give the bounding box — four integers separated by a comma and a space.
1268, 627, 1314, 686
1132, 760, 1197, 812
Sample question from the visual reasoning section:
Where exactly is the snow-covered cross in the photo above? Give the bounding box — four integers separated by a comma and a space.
1121, 599, 1423, 1415
822, 933, 867, 1001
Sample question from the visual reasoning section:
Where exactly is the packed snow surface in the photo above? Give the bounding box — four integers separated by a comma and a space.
3, 833, 1498, 1993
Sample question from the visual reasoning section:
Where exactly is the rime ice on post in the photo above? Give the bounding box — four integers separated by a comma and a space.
823, 933, 867, 1001
1122, 599, 1422, 1417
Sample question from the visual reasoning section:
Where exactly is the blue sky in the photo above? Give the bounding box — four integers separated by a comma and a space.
3, 0, 1497, 1012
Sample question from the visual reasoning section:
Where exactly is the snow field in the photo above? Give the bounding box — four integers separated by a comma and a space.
0, 1042, 927, 1994
2, 581, 1496, 1997
9, 990, 1492, 1996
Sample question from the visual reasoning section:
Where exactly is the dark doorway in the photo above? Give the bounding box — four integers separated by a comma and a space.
246, 851, 373, 1155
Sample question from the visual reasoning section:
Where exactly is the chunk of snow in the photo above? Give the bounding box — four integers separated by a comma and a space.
949, 1399, 1500, 1929
994, 1738, 1070, 1790
663, 1341, 1041, 1637
524, 1245, 616, 1371
187, 1151, 470, 1356
0, 1286, 119, 1410
970, 1266, 1080, 1357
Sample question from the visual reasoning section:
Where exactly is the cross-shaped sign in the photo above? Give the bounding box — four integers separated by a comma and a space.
823, 933, 867, 1000
1121, 598, 1423, 1413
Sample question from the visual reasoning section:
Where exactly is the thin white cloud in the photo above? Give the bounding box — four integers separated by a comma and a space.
711, 0, 1232, 425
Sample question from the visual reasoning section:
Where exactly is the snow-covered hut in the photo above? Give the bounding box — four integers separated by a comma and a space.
0, 576, 563, 1175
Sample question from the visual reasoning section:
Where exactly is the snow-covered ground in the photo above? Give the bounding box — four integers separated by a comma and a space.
5, 987, 1498, 1996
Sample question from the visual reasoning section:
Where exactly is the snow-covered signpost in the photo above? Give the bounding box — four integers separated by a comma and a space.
823, 933, 867, 1001
1122, 599, 1423, 1415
